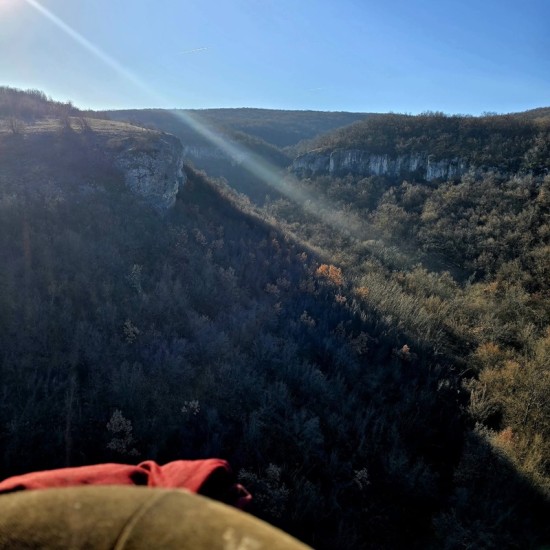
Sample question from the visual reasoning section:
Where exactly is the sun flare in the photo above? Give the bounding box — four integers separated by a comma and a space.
0, 0, 21, 12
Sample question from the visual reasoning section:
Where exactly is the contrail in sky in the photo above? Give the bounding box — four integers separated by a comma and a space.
179, 47, 208, 55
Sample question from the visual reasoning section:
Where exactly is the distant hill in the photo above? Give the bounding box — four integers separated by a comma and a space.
102, 108, 369, 149
295, 111, 550, 176
511, 106, 550, 123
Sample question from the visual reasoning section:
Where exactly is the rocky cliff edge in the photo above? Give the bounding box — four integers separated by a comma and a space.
291, 148, 471, 181
108, 129, 186, 211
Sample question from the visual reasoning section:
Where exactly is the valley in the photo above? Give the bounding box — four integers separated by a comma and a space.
0, 86, 549, 549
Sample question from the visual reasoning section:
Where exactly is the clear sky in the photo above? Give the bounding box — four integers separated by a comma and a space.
1, 0, 548, 114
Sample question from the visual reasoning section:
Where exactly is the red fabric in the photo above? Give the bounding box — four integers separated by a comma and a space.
0, 460, 252, 509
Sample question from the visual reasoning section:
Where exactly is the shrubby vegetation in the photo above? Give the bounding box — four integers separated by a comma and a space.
0, 90, 548, 548
0, 86, 79, 127
266, 166, 550, 547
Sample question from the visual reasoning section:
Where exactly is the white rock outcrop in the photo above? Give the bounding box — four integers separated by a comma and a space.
113, 133, 186, 210
292, 148, 471, 181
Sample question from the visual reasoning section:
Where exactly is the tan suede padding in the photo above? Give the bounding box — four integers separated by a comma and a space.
0, 486, 311, 549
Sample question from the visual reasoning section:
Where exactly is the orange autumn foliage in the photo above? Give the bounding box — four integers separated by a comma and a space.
316, 264, 344, 286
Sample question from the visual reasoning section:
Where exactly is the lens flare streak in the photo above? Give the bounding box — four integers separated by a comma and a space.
23, 0, 371, 244
23, 0, 148, 95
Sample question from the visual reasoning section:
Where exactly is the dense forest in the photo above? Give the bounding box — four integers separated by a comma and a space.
0, 88, 549, 549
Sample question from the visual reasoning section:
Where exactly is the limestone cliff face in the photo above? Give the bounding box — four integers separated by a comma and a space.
292, 148, 470, 181
112, 133, 186, 210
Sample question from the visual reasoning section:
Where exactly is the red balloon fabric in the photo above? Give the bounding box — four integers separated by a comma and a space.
0, 460, 252, 509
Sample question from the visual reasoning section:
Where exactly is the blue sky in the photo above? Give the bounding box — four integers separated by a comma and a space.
1, 0, 548, 114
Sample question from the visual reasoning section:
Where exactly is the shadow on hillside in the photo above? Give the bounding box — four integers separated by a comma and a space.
433, 429, 550, 549
0, 127, 121, 189
173, 166, 550, 549
0, 152, 547, 549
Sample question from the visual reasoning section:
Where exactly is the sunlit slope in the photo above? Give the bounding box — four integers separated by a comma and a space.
512, 106, 550, 123
269, 110, 550, 548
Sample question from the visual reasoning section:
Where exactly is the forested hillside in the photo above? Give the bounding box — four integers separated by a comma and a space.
0, 89, 549, 549
265, 111, 550, 547
298, 111, 550, 174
